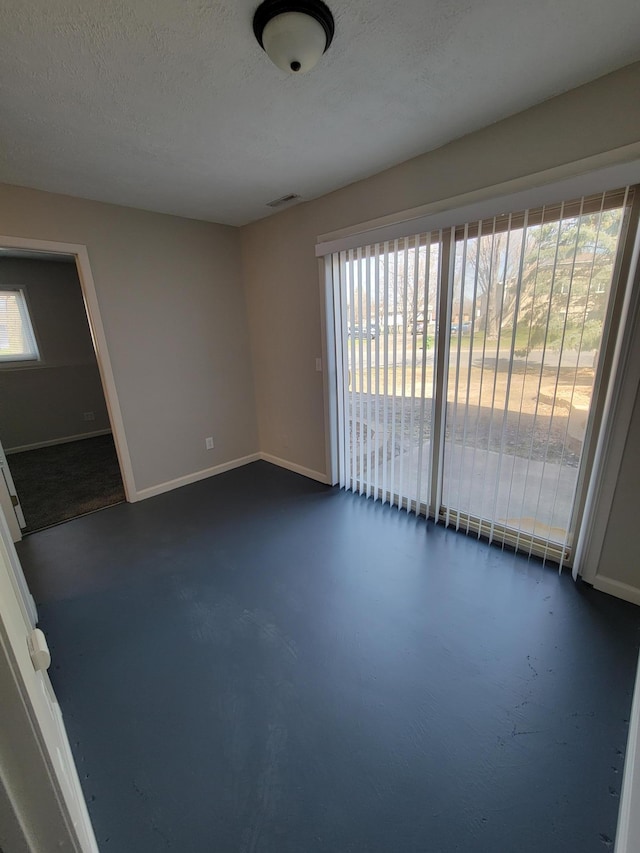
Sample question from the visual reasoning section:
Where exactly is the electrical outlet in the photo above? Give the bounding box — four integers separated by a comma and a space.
315, 357, 322, 372
205, 437, 214, 450
83, 411, 95, 421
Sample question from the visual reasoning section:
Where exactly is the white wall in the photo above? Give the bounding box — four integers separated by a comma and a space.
0, 189, 259, 494
0, 257, 110, 451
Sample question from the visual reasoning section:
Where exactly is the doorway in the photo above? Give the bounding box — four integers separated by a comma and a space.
326, 186, 638, 566
0, 243, 132, 536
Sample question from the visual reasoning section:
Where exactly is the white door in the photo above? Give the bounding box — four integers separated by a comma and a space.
0, 508, 98, 852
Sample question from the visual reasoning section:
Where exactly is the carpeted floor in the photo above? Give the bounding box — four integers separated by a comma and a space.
8, 433, 125, 533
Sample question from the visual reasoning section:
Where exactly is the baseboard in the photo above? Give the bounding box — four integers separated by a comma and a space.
5, 429, 112, 455
134, 453, 261, 501
614, 652, 640, 853
133, 451, 330, 503
259, 452, 330, 485
592, 576, 640, 607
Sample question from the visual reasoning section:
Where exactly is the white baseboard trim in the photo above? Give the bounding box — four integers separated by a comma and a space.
259, 452, 330, 485
592, 576, 640, 607
134, 453, 261, 501
6, 429, 112, 454
134, 451, 330, 503
614, 652, 640, 853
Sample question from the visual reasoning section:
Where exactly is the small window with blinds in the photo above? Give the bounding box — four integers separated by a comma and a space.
0, 288, 40, 363
325, 186, 637, 568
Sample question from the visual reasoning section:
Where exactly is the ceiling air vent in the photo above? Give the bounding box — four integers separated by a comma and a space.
266, 193, 302, 208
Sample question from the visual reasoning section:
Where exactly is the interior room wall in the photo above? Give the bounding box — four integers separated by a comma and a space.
240, 61, 640, 581
596, 383, 640, 591
0, 257, 110, 451
0, 191, 258, 494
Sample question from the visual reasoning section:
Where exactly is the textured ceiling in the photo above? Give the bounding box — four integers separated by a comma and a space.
0, 0, 639, 226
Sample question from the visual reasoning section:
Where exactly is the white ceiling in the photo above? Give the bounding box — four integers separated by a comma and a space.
0, 0, 639, 227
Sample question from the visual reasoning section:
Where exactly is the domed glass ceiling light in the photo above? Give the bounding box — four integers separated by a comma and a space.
253, 0, 335, 74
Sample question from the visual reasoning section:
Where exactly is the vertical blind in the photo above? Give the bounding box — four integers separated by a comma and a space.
329, 233, 442, 514
326, 187, 634, 565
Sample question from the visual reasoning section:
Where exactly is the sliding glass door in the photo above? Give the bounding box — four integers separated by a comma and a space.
326, 187, 636, 565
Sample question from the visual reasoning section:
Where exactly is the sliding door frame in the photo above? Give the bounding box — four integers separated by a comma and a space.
573, 196, 640, 584
565, 192, 640, 569
321, 173, 640, 573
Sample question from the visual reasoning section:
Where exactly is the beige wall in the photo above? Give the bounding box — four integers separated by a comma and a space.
241, 61, 640, 476
598, 383, 640, 588
0, 189, 258, 492
0, 257, 110, 450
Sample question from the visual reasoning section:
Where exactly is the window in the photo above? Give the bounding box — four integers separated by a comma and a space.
0, 289, 40, 363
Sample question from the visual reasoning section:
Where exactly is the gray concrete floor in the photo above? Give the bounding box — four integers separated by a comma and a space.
15, 461, 640, 852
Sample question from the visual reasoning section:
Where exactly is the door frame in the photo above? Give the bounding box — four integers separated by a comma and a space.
0, 234, 136, 506
572, 202, 640, 585
0, 457, 22, 542
0, 503, 99, 852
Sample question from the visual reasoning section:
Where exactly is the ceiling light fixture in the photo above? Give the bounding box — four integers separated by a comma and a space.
253, 0, 335, 74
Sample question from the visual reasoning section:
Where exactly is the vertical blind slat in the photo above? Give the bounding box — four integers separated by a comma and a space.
332, 255, 344, 488
364, 245, 372, 499
485, 217, 513, 544
415, 234, 431, 514
472, 220, 497, 539
509, 212, 547, 555
356, 247, 364, 495
382, 244, 390, 503
398, 239, 410, 509
407, 236, 424, 506
348, 250, 357, 492
389, 241, 398, 506
463, 222, 483, 535
447, 225, 469, 529
475, 226, 500, 538
373, 244, 381, 500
